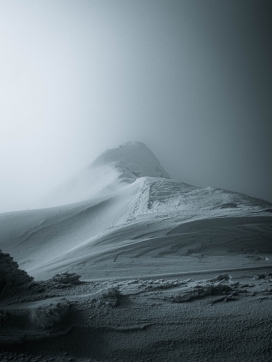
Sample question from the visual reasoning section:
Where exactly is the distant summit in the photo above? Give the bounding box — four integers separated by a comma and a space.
92, 142, 170, 180
35, 142, 170, 208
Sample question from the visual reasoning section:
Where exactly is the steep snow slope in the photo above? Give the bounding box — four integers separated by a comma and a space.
1, 142, 272, 280
1, 173, 272, 280
35, 142, 170, 208
1, 141, 272, 362
0, 181, 143, 274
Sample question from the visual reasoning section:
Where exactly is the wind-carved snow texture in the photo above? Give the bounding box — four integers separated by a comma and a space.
1, 270, 272, 361
30, 302, 71, 329
0, 142, 272, 361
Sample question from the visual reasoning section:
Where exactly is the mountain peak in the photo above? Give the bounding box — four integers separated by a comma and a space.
35, 142, 170, 208
91, 141, 170, 179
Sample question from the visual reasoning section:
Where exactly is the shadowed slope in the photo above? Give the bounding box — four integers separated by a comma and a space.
0, 249, 33, 294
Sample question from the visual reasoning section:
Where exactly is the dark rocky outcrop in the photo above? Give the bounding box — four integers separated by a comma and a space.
0, 249, 33, 295
51, 271, 81, 285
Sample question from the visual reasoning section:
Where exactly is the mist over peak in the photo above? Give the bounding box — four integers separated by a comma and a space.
91, 141, 170, 180
35, 142, 170, 208
0, 2, 271, 359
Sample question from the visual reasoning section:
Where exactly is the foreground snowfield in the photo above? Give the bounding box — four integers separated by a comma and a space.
1, 142, 272, 361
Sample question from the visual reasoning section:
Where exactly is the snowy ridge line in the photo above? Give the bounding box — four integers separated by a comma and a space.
0, 142, 272, 282
34, 142, 170, 209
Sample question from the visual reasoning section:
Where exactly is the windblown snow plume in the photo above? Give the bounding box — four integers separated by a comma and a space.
35, 141, 170, 208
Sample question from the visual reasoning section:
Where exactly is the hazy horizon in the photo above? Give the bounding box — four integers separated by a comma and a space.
1, 0, 272, 213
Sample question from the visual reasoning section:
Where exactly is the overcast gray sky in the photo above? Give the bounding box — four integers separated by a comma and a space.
0, 0, 271, 212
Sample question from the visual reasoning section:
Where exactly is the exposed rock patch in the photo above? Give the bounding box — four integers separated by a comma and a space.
50, 272, 81, 285
0, 249, 33, 295
30, 301, 71, 329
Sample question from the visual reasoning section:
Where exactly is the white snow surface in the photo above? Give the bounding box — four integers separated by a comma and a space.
0, 142, 272, 281
1, 142, 272, 362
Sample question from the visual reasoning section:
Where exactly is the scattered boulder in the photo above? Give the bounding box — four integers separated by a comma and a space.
253, 272, 272, 280
101, 287, 121, 306
51, 272, 81, 285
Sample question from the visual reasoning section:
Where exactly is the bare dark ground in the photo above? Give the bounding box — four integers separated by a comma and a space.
1, 268, 272, 362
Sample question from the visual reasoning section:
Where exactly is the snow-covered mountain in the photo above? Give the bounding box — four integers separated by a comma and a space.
35, 142, 170, 208
1, 142, 272, 281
